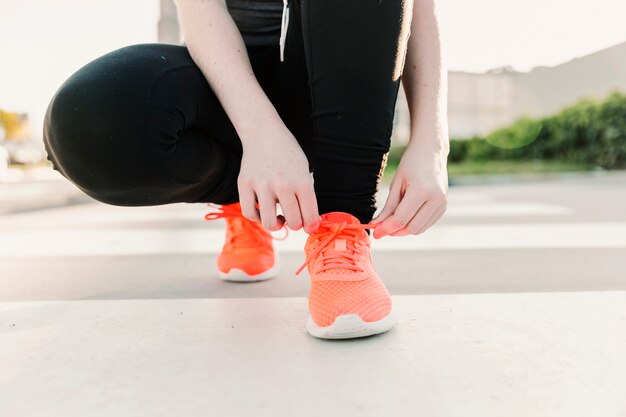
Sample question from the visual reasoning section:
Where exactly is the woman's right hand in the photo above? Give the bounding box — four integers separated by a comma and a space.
237, 123, 322, 234
175, 0, 320, 233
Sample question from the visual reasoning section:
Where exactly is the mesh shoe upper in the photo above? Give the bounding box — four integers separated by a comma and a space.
205, 202, 288, 275
295, 211, 392, 327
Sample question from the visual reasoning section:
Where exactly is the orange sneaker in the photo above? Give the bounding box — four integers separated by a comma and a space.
295, 211, 397, 339
205, 202, 288, 282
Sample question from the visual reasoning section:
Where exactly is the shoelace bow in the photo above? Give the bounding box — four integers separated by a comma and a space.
204, 203, 288, 248
295, 220, 376, 276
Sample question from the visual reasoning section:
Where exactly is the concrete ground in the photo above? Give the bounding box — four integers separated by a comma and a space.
0, 166, 90, 215
1, 170, 626, 416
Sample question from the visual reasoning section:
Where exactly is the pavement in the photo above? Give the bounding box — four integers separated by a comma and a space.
1, 168, 626, 416
0, 166, 91, 215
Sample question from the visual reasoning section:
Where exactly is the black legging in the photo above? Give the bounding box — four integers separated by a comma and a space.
43, 0, 411, 225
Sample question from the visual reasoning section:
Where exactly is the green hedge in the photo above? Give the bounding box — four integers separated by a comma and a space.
391, 90, 626, 169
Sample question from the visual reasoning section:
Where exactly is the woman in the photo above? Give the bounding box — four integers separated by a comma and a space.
42, 0, 449, 339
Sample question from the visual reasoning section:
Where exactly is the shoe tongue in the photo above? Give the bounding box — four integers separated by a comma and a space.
316, 212, 364, 275
321, 212, 360, 225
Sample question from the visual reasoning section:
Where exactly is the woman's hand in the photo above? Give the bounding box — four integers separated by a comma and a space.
177, 0, 321, 235
370, 141, 449, 238
238, 123, 322, 234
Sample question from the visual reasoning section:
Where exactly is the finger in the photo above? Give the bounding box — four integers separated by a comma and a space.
276, 190, 303, 231
390, 199, 439, 237
257, 186, 280, 231
238, 180, 261, 223
373, 187, 425, 239
295, 179, 322, 234
415, 203, 447, 235
370, 181, 401, 225
390, 199, 439, 236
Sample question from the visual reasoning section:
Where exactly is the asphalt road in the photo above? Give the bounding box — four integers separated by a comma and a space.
2, 171, 626, 416
1, 171, 625, 301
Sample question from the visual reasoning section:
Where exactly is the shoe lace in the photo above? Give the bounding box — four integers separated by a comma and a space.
294, 220, 376, 276
204, 203, 288, 248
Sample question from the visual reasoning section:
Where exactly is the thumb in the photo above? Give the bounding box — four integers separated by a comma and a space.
370, 182, 401, 225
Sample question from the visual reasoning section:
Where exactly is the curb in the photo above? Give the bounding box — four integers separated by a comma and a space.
447, 169, 626, 186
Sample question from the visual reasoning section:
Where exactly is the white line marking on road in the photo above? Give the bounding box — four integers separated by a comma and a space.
1, 222, 625, 257
445, 203, 572, 216
0, 200, 571, 230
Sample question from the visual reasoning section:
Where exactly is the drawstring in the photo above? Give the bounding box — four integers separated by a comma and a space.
279, 0, 290, 62
204, 203, 289, 244
294, 220, 377, 276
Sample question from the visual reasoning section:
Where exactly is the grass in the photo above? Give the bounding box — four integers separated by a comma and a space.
381, 159, 597, 184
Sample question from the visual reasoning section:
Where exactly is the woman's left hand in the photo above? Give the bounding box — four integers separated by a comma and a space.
370, 141, 449, 238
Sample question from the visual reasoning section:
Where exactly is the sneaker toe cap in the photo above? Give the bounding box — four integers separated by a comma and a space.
217, 251, 276, 276
308, 279, 392, 327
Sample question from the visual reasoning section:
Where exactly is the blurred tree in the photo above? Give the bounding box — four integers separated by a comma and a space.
387, 90, 626, 170
0, 110, 30, 141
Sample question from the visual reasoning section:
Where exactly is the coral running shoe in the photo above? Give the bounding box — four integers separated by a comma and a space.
295, 211, 396, 339
205, 202, 288, 282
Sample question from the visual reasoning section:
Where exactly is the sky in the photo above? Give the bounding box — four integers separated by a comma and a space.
1, 0, 625, 139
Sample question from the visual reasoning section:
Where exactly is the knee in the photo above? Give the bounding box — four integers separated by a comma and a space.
43, 76, 92, 190
41, 43, 201, 205
42, 64, 145, 204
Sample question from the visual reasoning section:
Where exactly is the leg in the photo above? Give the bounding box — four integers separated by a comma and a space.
286, 0, 410, 340
296, 0, 413, 224
43, 43, 272, 207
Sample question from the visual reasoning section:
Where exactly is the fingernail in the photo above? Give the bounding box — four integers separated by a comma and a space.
308, 221, 320, 233
373, 227, 386, 239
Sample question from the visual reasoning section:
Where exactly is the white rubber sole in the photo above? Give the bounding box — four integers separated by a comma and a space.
217, 252, 281, 282
306, 310, 398, 340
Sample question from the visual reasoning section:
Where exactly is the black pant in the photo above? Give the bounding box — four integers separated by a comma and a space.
43, 0, 411, 225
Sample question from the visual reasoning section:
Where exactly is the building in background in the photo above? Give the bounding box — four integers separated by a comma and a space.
158, 0, 181, 45
157, 2, 626, 143
429, 40, 626, 141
